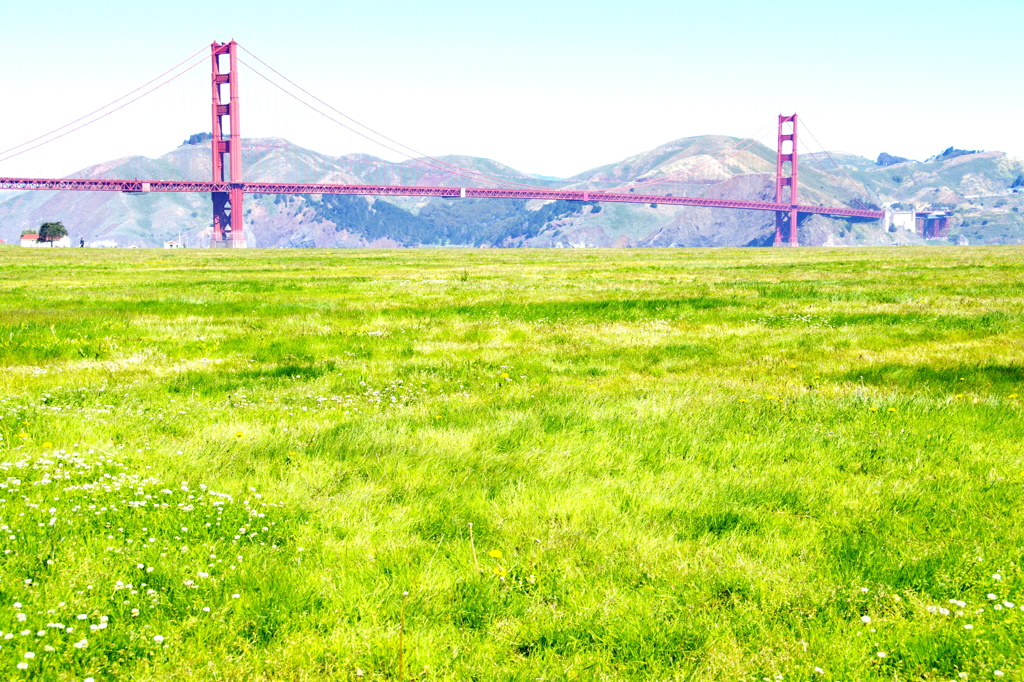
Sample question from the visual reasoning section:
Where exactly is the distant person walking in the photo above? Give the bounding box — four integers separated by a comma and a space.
79, 237, 85, 247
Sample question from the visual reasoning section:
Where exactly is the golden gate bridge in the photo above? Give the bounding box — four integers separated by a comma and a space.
0, 41, 886, 248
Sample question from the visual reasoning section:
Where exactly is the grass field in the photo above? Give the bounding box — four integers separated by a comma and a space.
0, 245, 1022, 681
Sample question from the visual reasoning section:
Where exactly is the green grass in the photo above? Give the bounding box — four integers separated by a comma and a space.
0, 245, 1022, 681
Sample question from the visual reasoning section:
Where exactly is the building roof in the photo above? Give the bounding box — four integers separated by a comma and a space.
21, 234, 40, 240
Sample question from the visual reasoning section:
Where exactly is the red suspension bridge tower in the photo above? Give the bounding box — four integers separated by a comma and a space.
774, 113, 799, 246
210, 41, 245, 248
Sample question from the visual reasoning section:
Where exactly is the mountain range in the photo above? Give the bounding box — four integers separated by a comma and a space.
2, 135, 1023, 248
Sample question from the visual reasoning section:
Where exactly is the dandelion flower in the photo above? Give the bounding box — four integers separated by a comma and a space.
488, 550, 503, 559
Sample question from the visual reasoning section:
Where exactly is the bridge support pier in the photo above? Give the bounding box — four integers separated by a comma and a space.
209, 40, 246, 248
774, 209, 798, 246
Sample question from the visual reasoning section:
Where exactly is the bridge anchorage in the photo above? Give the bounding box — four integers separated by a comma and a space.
0, 40, 887, 247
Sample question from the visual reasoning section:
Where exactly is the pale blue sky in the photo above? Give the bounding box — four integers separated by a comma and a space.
1, 0, 1021, 178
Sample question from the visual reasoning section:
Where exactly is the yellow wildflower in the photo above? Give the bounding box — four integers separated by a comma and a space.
488, 549, 503, 559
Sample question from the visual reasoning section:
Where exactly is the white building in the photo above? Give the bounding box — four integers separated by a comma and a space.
884, 210, 917, 232
163, 240, 182, 249
21, 234, 71, 248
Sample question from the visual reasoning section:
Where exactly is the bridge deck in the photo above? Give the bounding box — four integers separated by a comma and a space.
0, 177, 885, 220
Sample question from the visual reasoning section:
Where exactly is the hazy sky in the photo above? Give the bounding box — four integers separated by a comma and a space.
1, 0, 1021, 179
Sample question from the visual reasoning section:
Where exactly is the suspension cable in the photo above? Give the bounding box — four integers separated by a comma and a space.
237, 59, 533, 189
0, 53, 208, 165
799, 117, 869, 203
237, 45, 556, 191
796, 137, 866, 206
0, 45, 209, 161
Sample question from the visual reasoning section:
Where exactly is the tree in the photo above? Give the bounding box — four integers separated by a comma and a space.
37, 222, 68, 247
182, 132, 213, 146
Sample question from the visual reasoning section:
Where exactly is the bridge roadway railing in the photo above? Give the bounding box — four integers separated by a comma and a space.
0, 177, 885, 221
